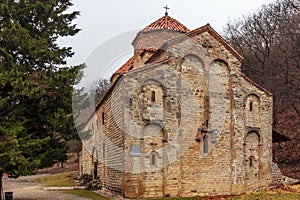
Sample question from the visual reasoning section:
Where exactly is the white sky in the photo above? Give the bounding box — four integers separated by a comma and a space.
59, 0, 275, 87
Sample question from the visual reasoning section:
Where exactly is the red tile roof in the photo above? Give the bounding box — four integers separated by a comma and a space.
141, 15, 190, 33
143, 47, 158, 52
110, 56, 135, 82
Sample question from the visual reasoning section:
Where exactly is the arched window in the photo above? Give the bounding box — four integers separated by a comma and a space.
249, 101, 253, 111
203, 135, 208, 154
151, 152, 157, 166
151, 91, 156, 102
249, 157, 254, 167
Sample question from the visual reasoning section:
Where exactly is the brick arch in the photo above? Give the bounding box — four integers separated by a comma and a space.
244, 94, 260, 109
139, 77, 181, 127
174, 43, 207, 66
141, 122, 167, 142
179, 54, 204, 64
208, 59, 229, 79
142, 79, 166, 97
178, 54, 205, 73
141, 121, 164, 130
244, 130, 261, 145
143, 78, 165, 88
209, 59, 230, 72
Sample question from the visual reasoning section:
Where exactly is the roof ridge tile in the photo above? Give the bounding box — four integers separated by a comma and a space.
141, 15, 190, 33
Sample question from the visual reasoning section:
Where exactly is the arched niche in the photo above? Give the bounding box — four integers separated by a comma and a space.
179, 54, 205, 74
244, 94, 261, 128
142, 122, 166, 174
179, 54, 207, 131
142, 122, 166, 142
208, 59, 229, 90
141, 80, 165, 121
207, 59, 230, 138
244, 131, 260, 151
243, 131, 261, 191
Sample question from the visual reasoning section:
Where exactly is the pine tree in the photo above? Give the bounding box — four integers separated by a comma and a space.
0, 1, 82, 198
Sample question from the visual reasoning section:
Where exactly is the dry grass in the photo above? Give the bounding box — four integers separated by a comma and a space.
66, 190, 108, 200
35, 172, 109, 199
35, 172, 300, 200
35, 171, 78, 187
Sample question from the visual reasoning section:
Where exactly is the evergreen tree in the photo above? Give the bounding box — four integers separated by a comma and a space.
0, 1, 83, 198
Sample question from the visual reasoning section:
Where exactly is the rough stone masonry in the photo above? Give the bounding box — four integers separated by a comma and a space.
79, 14, 291, 199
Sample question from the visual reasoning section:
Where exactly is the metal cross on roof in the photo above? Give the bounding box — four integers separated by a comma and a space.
164, 5, 170, 16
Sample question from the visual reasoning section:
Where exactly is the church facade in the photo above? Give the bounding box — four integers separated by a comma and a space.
80, 13, 275, 198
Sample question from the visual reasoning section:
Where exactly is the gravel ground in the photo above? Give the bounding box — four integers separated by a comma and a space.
2, 175, 90, 200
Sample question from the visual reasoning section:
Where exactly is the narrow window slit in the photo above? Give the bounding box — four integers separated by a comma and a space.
151, 91, 156, 102
249, 102, 253, 111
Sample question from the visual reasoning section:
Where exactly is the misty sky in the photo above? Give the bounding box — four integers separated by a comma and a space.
58, 0, 275, 87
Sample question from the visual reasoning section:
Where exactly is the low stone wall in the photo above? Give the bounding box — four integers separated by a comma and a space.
271, 162, 299, 186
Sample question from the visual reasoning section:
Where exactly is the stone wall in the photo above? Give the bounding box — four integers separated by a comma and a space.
231, 74, 273, 193
81, 80, 125, 194
271, 162, 299, 186
81, 26, 274, 199
80, 114, 98, 176
132, 30, 186, 68
122, 63, 182, 198
119, 29, 274, 198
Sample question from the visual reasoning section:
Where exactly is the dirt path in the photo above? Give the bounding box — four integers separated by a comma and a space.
2, 175, 90, 200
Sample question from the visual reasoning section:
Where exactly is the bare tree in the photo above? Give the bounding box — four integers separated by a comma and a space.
89, 78, 111, 103
224, 0, 299, 131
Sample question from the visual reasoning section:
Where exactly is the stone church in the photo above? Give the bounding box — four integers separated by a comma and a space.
80, 11, 290, 199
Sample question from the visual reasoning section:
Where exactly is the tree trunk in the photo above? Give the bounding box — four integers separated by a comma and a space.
0, 172, 3, 200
